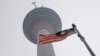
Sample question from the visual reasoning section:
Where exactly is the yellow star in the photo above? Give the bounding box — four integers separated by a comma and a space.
60, 31, 65, 36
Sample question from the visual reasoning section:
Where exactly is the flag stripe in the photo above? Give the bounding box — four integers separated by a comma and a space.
40, 38, 64, 44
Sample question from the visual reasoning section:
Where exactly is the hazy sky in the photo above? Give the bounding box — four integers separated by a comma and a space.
0, 0, 100, 56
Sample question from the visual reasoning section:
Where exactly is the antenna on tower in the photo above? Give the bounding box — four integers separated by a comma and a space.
32, 1, 37, 8
41, 0, 44, 7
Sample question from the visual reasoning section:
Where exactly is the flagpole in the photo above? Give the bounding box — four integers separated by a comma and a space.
72, 24, 96, 56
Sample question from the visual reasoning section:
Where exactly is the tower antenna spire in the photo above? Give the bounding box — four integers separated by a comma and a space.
41, 0, 44, 7
32, 1, 37, 8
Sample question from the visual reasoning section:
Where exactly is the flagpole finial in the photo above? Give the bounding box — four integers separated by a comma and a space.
72, 23, 76, 28
32, 1, 37, 8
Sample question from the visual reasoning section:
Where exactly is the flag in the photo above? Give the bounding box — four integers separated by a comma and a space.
39, 27, 76, 44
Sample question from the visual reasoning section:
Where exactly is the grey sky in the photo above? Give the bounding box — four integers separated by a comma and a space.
0, 0, 100, 56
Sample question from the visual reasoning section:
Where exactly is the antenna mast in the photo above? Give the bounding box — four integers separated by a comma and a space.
41, 0, 44, 7
32, 1, 37, 8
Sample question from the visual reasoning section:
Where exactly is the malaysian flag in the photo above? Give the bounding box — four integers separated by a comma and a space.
39, 27, 76, 44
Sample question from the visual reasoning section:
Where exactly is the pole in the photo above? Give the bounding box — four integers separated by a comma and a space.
72, 24, 96, 56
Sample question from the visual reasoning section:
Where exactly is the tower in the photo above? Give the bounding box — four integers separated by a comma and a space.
23, 7, 62, 56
